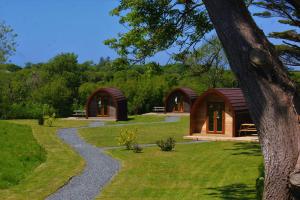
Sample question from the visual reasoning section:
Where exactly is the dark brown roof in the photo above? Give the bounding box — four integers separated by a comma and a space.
212, 88, 248, 111
98, 87, 127, 102
166, 87, 198, 103
86, 87, 127, 120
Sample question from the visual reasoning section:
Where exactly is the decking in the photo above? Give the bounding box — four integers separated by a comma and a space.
184, 134, 259, 142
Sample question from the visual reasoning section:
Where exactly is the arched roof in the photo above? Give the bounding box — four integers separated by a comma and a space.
193, 88, 248, 112
86, 87, 127, 120
165, 87, 198, 104
87, 87, 126, 103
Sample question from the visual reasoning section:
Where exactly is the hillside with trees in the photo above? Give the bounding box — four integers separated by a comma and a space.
0, 52, 239, 119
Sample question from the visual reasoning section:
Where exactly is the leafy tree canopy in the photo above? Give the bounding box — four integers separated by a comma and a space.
104, 0, 213, 63
251, 0, 299, 66
0, 21, 17, 64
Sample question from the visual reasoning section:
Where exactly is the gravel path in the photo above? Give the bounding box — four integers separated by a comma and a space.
46, 128, 119, 200
47, 116, 202, 200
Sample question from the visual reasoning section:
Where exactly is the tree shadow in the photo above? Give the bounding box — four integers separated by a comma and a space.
224, 142, 262, 157
127, 116, 135, 121
205, 183, 256, 200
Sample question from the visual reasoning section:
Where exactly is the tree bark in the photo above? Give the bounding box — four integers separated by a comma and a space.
202, 0, 300, 199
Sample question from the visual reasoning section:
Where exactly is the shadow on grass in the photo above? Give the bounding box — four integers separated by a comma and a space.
206, 183, 256, 200
224, 142, 262, 157
126, 117, 135, 121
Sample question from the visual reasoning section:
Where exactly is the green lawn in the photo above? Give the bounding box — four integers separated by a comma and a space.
79, 116, 189, 147
0, 119, 89, 200
107, 115, 166, 125
0, 121, 46, 189
98, 142, 263, 200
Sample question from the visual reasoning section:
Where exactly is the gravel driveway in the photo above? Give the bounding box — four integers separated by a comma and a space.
46, 128, 119, 200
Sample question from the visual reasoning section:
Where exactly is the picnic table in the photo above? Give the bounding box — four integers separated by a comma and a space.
238, 123, 257, 136
152, 106, 165, 112
73, 110, 86, 117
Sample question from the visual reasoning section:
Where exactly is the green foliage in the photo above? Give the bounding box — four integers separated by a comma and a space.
0, 21, 17, 64
117, 129, 137, 150
256, 164, 265, 200
44, 113, 56, 127
6, 103, 44, 119
38, 116, 44, 125
0, 52, 239, 119
156, 137, 176, 151
252, 0, 300, 66
105, 0, 213, 61
132, 144, 143, 153
0, 121, 46, 189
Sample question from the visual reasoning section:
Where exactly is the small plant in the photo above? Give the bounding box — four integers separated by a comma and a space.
117, 129, 137, 150
156, 137, 176, 151
44, 113, 56, 127
256, 164, 265, 200
132, 144, 143, 153
37, 116, 44, 125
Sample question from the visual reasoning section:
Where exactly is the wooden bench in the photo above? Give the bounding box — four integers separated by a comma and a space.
152, 107, 165, 112
73, 110, 86, 117
238, 123, 257, 136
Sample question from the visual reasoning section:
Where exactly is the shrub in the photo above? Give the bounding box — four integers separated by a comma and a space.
256, 164, 265, 200
44, 113, 56, 127
132, 144, 143, 153
156, 137, 176, 151
117, 129, 137, 150
7, 103, 44, 119
38, 116, 44, 125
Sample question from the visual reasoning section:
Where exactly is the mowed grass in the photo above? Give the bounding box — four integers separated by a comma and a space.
107, 115, 166, 125
0, 119, 90, 200
98, 142, 263, 200
79, 116, 189, 147
0, 121, 46, 189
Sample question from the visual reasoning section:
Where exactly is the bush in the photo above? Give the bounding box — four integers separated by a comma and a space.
7, 103, 44, 119
38, 116, 44, 125
156, 137, 176, 151
44, 113, 56, 127
256, 164, 265, 200
117, 129, 137, 150
132, 144, 143, 153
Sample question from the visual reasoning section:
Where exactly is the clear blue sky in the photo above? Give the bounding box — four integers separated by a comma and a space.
0, 0, 297, 69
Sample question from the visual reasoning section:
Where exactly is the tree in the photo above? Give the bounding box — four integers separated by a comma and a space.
252, 0, 300, 66
106, 0, 300, 199
184, 36, 229, 88
0, 21, 17, 63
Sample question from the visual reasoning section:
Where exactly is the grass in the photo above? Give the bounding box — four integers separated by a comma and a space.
106, 115, 166, 125
97, 142, 263, 200
79, 116, 189, 147
0, 119, 90, 200
0, 121, 46, 189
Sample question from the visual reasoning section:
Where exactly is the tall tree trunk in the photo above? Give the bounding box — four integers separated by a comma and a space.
202, 0, 300, 199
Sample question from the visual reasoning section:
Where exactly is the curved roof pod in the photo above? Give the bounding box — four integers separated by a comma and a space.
86, 87, 127, 121
164, 87, 198, 113
190, 88, 250, 136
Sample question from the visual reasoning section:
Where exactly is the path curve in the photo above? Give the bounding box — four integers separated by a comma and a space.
46, 128, 120, 200
46, 116, 201, 200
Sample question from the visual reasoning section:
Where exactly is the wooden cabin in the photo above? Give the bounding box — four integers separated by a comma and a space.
86, 87, 127, 121
190, 88, 253, 137
165, 87, 198, 113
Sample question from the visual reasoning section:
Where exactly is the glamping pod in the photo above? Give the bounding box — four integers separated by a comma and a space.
165, 87, 198, 113
86, 87, 127, 121
190, 88, 253, 137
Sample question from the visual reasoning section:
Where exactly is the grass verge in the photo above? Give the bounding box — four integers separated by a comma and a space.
0, 119, 89, 200
0, 121, 46, 189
